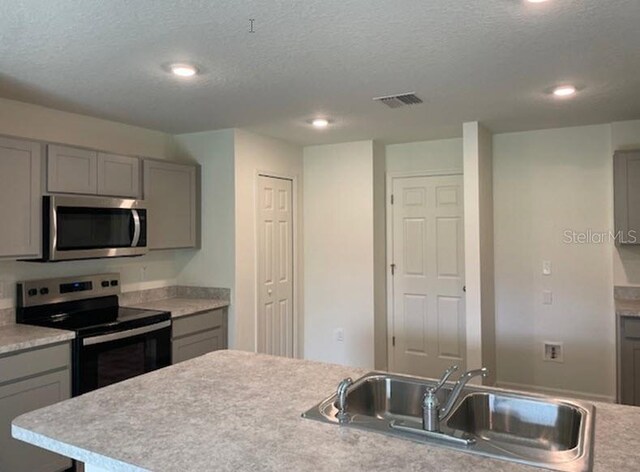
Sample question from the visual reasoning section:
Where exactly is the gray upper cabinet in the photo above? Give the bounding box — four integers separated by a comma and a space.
97, 152, 141, 198
47, 144, 98, 194
614, 150, 640, 245
0, 137, 42, 259
143, 159, 198, 249
48, 145, 141, 198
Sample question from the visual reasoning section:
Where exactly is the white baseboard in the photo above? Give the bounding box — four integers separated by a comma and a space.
497, 381, 615, 403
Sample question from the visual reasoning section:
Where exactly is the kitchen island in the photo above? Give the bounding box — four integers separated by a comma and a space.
12, 350, 640, 471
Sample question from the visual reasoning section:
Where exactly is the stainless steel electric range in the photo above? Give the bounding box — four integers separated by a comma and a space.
16, 273, 171, 396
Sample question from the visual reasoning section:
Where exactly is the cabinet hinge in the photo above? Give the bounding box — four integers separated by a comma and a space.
390, 263, 396, 275
392, 336, 396, 347
390, 194, 394, 205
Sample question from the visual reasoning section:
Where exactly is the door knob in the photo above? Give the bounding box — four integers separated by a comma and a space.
268, 289, 273, 295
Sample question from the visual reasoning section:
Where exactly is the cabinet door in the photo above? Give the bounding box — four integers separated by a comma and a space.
0, 370, 71, 472
614, 150, 640, 245
47, 144, 97, 194
172, 327, 225, 364
0, 137, 41, 258
97, 152, 140, 197
143, 160, 197, 249
621, 318, 640, 405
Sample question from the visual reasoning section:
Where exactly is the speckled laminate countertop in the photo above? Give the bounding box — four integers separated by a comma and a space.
12, 350, 640, 471
123, 297, 229, 318
0, 324, 75, 355
616, 299, 640, 318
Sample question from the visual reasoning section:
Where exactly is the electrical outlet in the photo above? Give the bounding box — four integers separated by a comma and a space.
140, 266, 147, 282
334, 328, 344, 343
542, 260, 552, 276
542, 290, 553, 305
543, 342, 563, 363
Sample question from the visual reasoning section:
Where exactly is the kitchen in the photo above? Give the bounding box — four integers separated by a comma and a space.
2, 1, 640, 471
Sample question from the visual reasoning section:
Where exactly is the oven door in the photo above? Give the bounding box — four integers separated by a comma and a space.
45, 195, 148, 261
75, 321, 171, 396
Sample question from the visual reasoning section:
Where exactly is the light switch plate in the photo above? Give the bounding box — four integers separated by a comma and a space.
543, 260, 552, 276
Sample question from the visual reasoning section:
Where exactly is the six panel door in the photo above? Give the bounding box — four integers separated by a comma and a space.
257, 175, 294, 357
391, 174, 466, 378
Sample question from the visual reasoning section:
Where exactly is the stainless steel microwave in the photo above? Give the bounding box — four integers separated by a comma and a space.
41, 195, 148, 261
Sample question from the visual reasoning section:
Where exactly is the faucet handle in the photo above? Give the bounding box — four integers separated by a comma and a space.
427, 365, 459, 393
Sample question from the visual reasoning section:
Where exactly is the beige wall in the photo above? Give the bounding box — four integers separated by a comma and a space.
173, 129, 237, 344
493, 124, 615, 401
386, 138, 463, 173
0, 97, 176, 159
0, 98, 185, 309
463, 122, 497, 385
372, 141, 387, 370
611, 120, 640, 286
233, 129, 303, 353
303, 141, 376, 368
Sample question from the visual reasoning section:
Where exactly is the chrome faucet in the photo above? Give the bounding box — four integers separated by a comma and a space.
336, 377, 353, 423
422, 366, 488, 432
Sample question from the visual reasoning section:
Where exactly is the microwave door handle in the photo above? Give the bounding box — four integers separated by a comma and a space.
131, 209, 141, 247
82, 320, 171, 346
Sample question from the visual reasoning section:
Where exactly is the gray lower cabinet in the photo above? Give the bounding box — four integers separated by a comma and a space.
620, 317, 640, 405
143, 159, 198, 250
172, 309, 228, 364
0, 137, 42, 259
614, 150, 640, 245
0, 343, 72, 472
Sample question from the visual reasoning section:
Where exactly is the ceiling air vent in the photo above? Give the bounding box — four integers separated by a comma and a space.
373, 92, 423, 109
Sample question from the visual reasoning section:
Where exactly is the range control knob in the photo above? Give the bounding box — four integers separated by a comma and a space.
39, 287, 49, 295
27, 288, 38, 297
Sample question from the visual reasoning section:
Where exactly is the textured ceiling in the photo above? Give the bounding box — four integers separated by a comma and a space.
1, 0, 639, 145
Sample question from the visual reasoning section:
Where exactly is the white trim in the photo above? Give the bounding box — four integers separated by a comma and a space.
387, 169, 463, 179
497, 381, 615, 404
385, 170, 463, 372
254, 170, 301, 358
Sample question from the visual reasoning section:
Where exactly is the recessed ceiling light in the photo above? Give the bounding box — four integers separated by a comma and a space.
311, 118, 330, 129
526, 0, 549, 3
552, 85, 577, 97
169, 63, 198, 77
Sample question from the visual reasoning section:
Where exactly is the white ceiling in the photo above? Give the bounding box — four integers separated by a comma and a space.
1, 1, 639, 145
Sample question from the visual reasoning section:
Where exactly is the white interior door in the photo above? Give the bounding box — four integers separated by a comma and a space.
390, 174, 465, 377
257, 175, 294, 357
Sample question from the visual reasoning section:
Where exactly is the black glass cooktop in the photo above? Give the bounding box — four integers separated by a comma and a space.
17, 295, 170, 337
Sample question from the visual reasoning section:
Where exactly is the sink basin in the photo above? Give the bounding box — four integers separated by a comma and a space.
447, 392, 582, 452
330, 372, 451, 421
303, 372, 595, 472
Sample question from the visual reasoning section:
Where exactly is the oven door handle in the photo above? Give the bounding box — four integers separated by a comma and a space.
82, 320, 171, 346
131, 209, 141, 247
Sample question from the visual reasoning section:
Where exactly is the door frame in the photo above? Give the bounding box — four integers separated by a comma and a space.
385, 169, 463, 372
254, 170, 301, 358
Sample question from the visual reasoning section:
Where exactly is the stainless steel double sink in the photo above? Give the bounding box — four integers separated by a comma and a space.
302, 372, 595, 472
